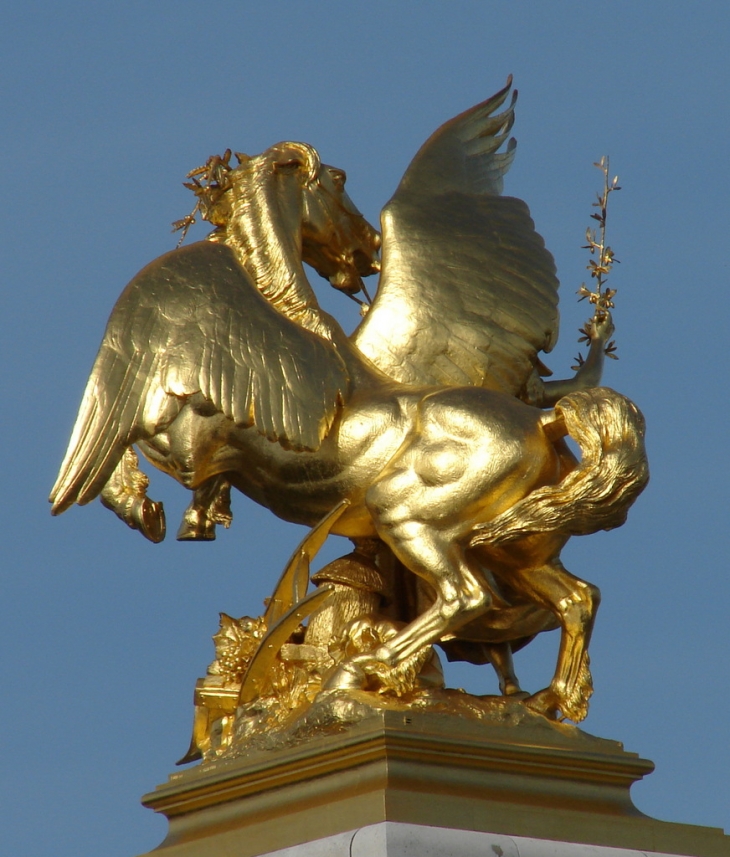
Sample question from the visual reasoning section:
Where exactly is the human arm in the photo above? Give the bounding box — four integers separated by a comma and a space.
521, 310, 615, 408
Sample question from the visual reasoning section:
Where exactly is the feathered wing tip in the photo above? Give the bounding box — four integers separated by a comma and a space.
49, 345, 154, 514
457, 76, 517, 153
352, 78, 560, 395
397, 76, 519, 197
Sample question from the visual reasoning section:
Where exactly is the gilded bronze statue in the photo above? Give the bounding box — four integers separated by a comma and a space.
50, 79, 647, 748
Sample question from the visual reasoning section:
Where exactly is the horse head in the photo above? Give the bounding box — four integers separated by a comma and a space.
269, 142, 382, 297
181, 142, 380, 301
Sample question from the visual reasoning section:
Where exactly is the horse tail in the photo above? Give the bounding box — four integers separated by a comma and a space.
470, 387, 648, 547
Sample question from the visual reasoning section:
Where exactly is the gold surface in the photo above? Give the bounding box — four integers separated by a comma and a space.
51, 78, 648, 734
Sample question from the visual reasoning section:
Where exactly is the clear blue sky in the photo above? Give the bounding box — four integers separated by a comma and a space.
2, 3, 729, 855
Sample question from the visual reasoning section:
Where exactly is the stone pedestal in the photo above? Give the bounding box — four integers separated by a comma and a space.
140, 707, 730, 857
256, 822, 721, 857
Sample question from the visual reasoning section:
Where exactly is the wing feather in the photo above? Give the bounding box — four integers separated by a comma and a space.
50, 242, 349, 513
352, 79, 560, 396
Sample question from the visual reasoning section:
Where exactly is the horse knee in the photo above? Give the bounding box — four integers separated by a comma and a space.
561, 581, 600, 629
440, 586, 489, 622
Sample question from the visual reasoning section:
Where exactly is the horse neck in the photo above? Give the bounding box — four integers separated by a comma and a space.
218, 168, 332, 338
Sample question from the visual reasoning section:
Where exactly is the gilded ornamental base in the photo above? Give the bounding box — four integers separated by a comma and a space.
139, 705, 730, 857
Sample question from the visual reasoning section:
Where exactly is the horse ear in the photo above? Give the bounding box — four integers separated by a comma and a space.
270, 142, 321, 183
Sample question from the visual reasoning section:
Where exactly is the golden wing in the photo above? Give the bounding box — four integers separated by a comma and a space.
352, 78, 560, 396
50, 242, 349, 513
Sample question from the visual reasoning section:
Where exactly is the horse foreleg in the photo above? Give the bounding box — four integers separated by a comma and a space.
177, 474, 232, 541
510, 559, 600, 722
100, 448, 166, 543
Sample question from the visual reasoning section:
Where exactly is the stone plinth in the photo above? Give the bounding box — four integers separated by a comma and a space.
140, 706, 730, 857
258, 822, 720, 857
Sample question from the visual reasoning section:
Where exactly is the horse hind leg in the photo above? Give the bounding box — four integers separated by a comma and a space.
485, 642, 524, 697
100, 448, 166, 543
512, 559, 600, 722
177, 474, 232, 541
324, 524, 492, 691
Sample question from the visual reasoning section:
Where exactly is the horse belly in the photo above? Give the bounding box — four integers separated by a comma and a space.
141, 394, 413, 533
262, 393, 414, 531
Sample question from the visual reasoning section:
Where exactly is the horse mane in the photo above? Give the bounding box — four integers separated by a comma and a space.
179, 143, 336, 339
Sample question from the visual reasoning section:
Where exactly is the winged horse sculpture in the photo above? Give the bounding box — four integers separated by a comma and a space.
51, 79, 647, 722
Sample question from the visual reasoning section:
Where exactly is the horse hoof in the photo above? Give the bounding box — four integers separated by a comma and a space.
523, 688, 562, 720
176, 510, 216, 541
503, 688, 530, 700
138, 499, 166, 543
